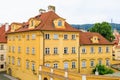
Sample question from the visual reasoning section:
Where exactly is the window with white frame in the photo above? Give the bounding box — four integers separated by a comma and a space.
54, 47, 58, 54
72, 47, 76, 53
98, 59, 102, 65
0, 55, 4, 61
72, 35, 76, 40
12, 46, 15, 53
26, 35, 29, 40
26, 47, 29, 54
32, 62, 35, 71
18, 35, 21, 40
26, 61, 29, 69
54, 34, 58, 39
64, 62, 68, 69
106, 47, 109, 53
12, 57, 15, 64
98, 47, 102, 53
17, 58, 21, 66
90, 47, 94, 53
58, 20, 62, 26
82, 60, 86, 68
72, 62, 76, 69
32, 34, 36, 40
64, 34, 68, 39
45, 63, 50, 67
53, 63, 58, 68
64, 47, 68, 54
8, 56, 10, 64
0, 45, 4, 50
106, 59, 110, 66
45, 34, 50, 39
45, 48, 50, 55
82, 47, 86, 53
32, 47, 35, 54
18, 46, 21, 53
90, 60, 94, 67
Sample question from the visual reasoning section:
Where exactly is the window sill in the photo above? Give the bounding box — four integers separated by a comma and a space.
52, 54, 59, 55
53, 39, 59, 40
81, 53, 87, 54
71, 53, 76, 54
63, 53, 69, 55
82, 67, 86, 68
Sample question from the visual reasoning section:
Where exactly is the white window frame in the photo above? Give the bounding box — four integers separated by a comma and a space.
82, 47, 86, 53
106, 47, 109, 53
106, 59, 110, 66
58, 20, 62, 26
98, 47, 102, 53
12, 57, 15, 64
72, 34, 76, 40
12, 46, 15, 53
54, 34, 58, 39
18, 46, 21, 53
90, 60, 94, 67
64, 62, 68, 69
45, 63, 50, 67
32, 47, 35, 54
98, 59, 102, 65
72, 62, 76, 69
32, 34, 36, 40
45, 34, 50, 39
45, 48, 50, 54
26, 47, 29, 54
82, 61, 86, 68
64, 34, 68, 39
26, 35, 29, 40
17, 58, 20, 66
64, 47, 68, 54
90, 47, 94, 53
32, 62, 35, 71
54, 47, 58, 54
53, 63, 58, 68
26, 61, 29, 69
72, 47, 76, 53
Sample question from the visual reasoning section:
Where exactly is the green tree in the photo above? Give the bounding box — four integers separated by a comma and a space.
89, 22, 114, 42
92, 65, 114, 75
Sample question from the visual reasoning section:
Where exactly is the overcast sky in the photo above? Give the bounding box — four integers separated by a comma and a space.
0, 0, 120, 24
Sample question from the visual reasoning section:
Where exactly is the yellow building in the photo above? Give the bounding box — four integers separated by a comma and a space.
6, 6, 79, 80
79, 32, 113, 74
0, 24, 7, 72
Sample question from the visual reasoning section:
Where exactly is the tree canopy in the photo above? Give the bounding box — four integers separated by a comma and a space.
89, 22, 114, 42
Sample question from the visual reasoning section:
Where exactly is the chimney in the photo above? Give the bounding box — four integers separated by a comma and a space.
39, 9, 46, 14
5, 23, 9, 31
48, 5, 55, 12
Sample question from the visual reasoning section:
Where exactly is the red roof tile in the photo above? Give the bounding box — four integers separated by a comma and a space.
79, 32, 113, 45
0, 25, 7, 43
7, 11, 79, 33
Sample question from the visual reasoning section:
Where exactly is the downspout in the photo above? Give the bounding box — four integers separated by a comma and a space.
41, 31, 45, 66
78, 45, 80, 73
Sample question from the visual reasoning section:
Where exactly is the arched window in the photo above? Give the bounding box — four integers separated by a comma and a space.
58, 20, 62, 26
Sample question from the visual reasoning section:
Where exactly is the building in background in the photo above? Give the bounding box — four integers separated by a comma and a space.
0, 24, 8, 72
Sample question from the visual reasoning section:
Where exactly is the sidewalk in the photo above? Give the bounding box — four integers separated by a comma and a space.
3, 74, 18, 80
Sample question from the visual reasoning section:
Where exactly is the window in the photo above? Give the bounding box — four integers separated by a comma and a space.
0, 45, 4, 50
54, 48, 58, 54
45, 63, 50, 67
18, 35, 21, 40
17, 58, 21, 66
45, 34, 50, 39
58, 20, 62, 26
45, 48, 50, 55
12, 46, 15, 53
53, 63, 58, 68
82, 47, 86, 53
54, 34, 58, 39
106, 59, 110, 66
0, 55, 4, 61
32, 47, 35, 54
98, 59, 102, 65
98, 47, 102, 53
31, 20, 34, 26
82, 61, 86, 68
90, 60, 94, 67
0, 64, 4, 69
26, 47, 29, 54
26, 61, 29, 69
64, 34, 68, 39
106, 47, 109, 53
90, 47, 94, 53
32, 34, 36, 40
72, 62, 76, 69
64, 47, 68, 54
12, 57, 15, 65
9, 46, 11, 52
32, 62, 35, 71
8, 56, 10, 64
26, 35, 29, 40
18, 46, 21, 53
72, 35, 76, 40
64, 62, 68, 69
72, 47, 76, 54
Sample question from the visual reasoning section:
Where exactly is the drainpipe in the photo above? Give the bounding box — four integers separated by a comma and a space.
41, 31, 45, 66
78, 45, 80, 73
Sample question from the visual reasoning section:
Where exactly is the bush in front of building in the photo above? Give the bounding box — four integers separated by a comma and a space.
92, 64, 114, 75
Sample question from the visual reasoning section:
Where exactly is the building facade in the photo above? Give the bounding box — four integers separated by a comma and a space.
0, 25, 7, 72
6, 6, 113, 80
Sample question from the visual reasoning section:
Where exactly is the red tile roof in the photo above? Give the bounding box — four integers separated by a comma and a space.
0, 25, 7, 43
79, 32, 113, 45
7, 11, 79, 33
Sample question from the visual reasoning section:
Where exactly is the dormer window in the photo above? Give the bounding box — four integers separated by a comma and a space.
58, 20, 62, 26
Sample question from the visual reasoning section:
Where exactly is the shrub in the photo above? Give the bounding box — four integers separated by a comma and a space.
92, 64, 114, 75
